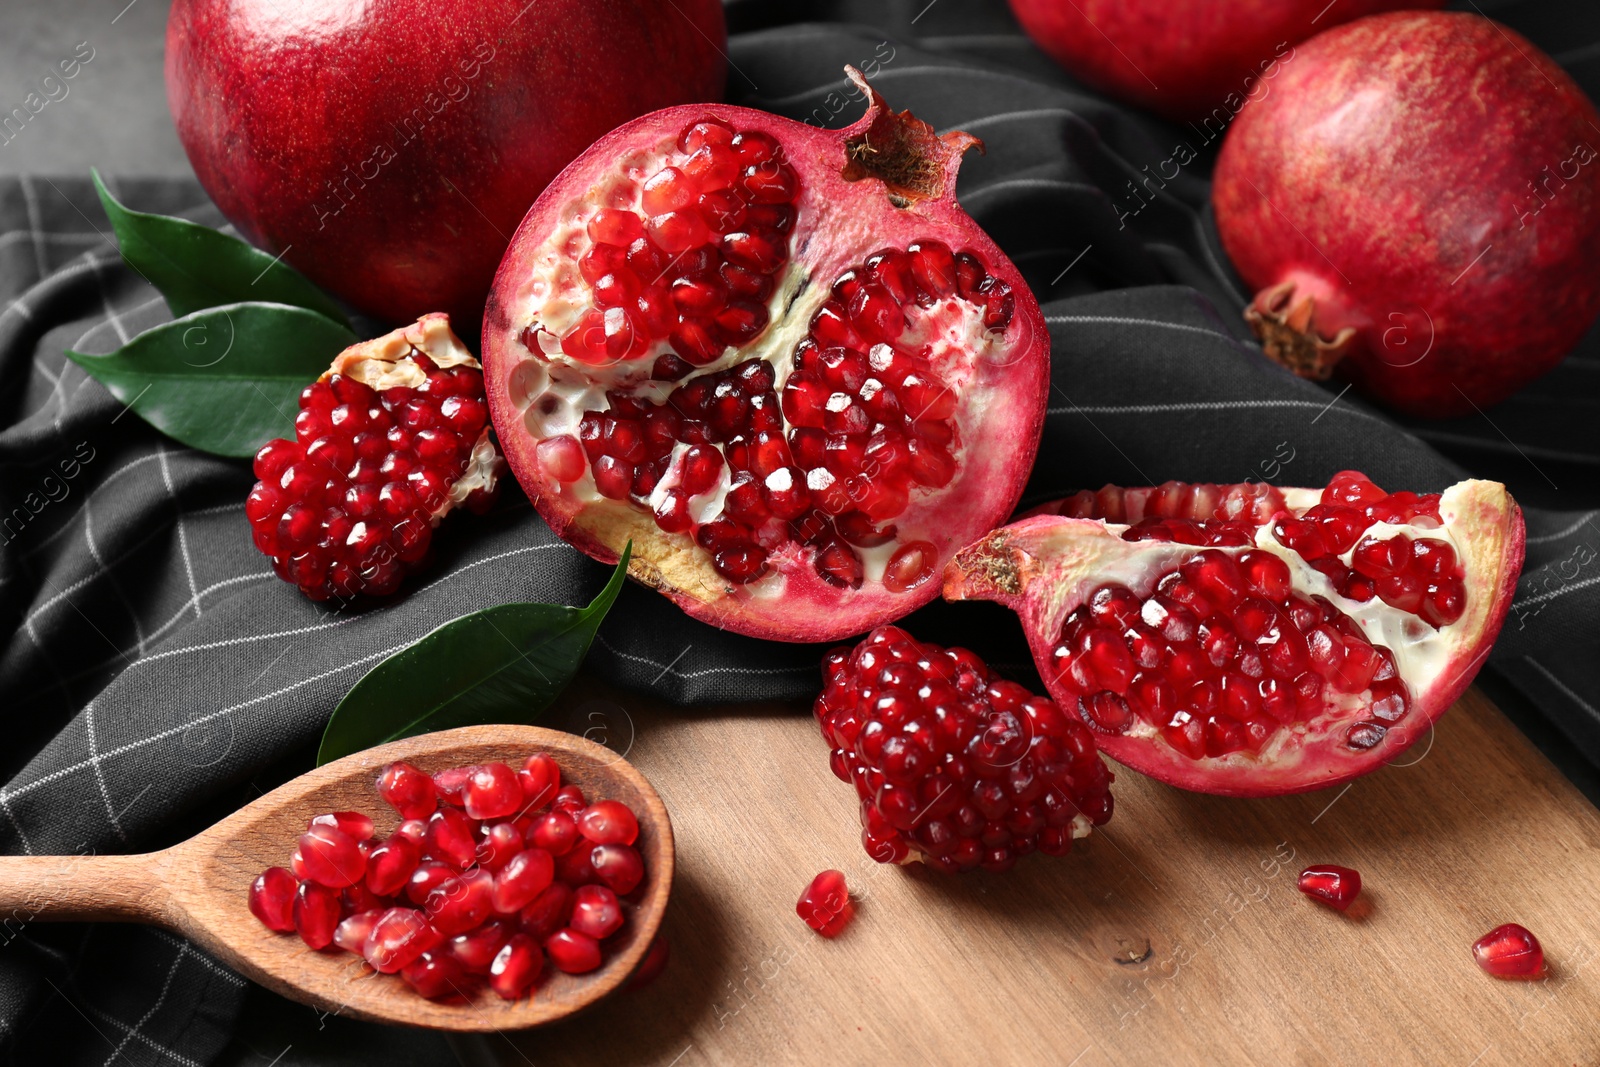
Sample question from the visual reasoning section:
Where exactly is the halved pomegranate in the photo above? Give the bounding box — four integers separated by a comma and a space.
482, 68, 1049, 642
944, 473, 1524, 796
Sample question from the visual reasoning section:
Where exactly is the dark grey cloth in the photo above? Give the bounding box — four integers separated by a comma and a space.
3, 1, 1598, 1063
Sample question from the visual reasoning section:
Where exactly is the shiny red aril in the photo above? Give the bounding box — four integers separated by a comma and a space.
530, 811, 579, 856
545, 929, 603, 975
589, 844, 645, 895
463, 762, 524, 820
245, 316, 502, 600
1473, 923, 1545, 979
297, 824, 366, 888
518, 753, 560, 809
377, 761, 437, 820
365, 833, 422, 897
577, 800, 639, 845
403, 952, 467, 1000
570, 885, 624, 940
953, 473, 1524, 796
446, 920, 512, 975
489, 933, 544, 999
406, 861, 456, 906
519, 882, 576, 941
797, 870, 853, 937
493, 849, 556, 914
292, 881, 342, 950
485, 69, 1048, 643
1297, 865, 1362, 911
364, 907, 443, 973
333, 909, 384, 954
309, 811, 374, 840
248, 867, 297, 932
425, 869, 496, 936
553, 785, 587, 814
476, 821, 524, 873
425, 807, 480, 870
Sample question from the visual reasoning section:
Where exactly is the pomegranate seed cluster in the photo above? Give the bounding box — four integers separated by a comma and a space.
246, 353, 495, 600
524, 116, 1020, 590
1053, 548, 1412, 758
247, 754, 646, 1002
814, 626, 1114, 875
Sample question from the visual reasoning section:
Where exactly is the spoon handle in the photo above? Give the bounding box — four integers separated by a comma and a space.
0, 852, 171, 923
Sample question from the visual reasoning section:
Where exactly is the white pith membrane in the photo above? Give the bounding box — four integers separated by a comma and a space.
946, 479, 1520, 791
330, 314, 501, 521
496, 125, 1025, 615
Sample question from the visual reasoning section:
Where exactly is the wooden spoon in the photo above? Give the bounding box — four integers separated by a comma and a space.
0, 724, 673, 1032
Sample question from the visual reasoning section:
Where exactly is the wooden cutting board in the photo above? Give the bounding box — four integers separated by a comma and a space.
461, 683, 1600, 1067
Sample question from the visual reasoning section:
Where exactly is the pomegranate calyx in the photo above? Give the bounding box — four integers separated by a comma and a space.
1245, 280, 1357, 381
839, 66, 983, 206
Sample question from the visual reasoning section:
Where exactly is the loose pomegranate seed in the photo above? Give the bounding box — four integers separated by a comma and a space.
396, 818, 428, 842
333, 909, 384, 954
308, 811, 375, 840
425, 807, 479, 870
492, 849, 556, 914
553, 784, 587, 813
463, 762, 524, 820
489, 933, 544, 999
555, 843, 598, 886
1297, 865, 1362, 911
476, 821, 524, 873
576, 800, 640, 845
628, 935, 670, 990
297, 824, 366, 888
402, 951, 467, 1000
570, 885, 625, 940
406, 860, 456, 906
518, 753, 560, 809
1473, 923, 1545, 979
425, 869, 496, 936
365, 832, 422, 897
519, 882, 576, 941
377, 761, 437, 820
247, 317, 499, 600
432, 765, 473, 806
530, 810, 579, 855
446, 920, 512, 975
545, 928, 603, 974
364, 906, 443, 973
589, 844, 645, 895
815, 626, 1115, 874
797, 870, 853, 937
248, 867, 297, 932
292, 881, 342, 950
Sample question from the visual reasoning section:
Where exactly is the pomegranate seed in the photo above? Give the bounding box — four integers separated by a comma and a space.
425, 807, 479, 870
364, 906, 443, 973
519, 882, 576, 940
797, 870, 853, 937
1472, 923, 1545, 978
493, 849, 557, 914
518, 753, 561, 809
553, 784, 587, 813
292, 881, 342, 950
402, 951, 467, 1000
425, 869, 496, 936
377, 761, 437, 820
1297, 865, 1362, 911
446, 919, 512, 975
308, 810, 374, 839
432, 765, 472, 805
570, 885, 625, 940
489, 933, 545, 999
365, 832, 422, 897
405, 860, 455, 906
248, 867, 297, 932
628, 935, 671, 990
589, 844, 645, 895
333, 909, 384, 954
545, 928, 603, 974
475, 821, 524, 873
297, 824, 366, 888
530, 810, 579, 855
555, 843, 598, 886
576, 800, 640, 845
463, 762, 524, 820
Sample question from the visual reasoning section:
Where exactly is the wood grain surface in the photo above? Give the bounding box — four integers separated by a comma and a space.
476, 682, 1600, 1067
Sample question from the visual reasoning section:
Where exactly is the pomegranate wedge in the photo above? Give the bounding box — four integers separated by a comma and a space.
943, 473, 1524, 796
483, 68, 1048, 642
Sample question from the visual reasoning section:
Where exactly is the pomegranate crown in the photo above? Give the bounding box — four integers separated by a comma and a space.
838, 66, 984, 206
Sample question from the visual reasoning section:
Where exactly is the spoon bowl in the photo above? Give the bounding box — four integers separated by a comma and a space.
0, 725, 673, 1031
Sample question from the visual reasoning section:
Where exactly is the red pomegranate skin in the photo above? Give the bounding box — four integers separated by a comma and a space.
165, 0, 727, 332
1007, 0, 1444, 122
1213, 12, 1600, 417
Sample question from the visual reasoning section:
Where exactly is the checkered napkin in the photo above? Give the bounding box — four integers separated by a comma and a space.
3, 1, 1599, 1063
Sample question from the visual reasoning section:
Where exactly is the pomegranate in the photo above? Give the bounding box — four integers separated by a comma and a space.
1007, 0, 1443, 122
247, 751, 648, 1002
165, 0, 727, 328
814, 626, 1115, 874
1213, 12, 1600, 417
482, 68, 1049, 642
246, 314, 503, 601
944, 472, 1524, 796
1472, 923, 1545, 979
1298, 865, 1361, 911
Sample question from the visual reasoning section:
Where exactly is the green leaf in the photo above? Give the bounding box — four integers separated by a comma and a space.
66, 302, 358, 458
92, 169, 352, 329
316, 545, 634, 766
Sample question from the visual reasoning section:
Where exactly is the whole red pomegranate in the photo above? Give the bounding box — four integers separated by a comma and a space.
946, 472, 1524, 796
1007, 0, 1444, 122
165, 0, 726, 330
482, 69, 1049, 642
1213, 12, 1600, 417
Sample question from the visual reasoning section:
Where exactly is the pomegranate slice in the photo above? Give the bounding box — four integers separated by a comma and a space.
483, 67, 1048, 642
945, 473, 1524, 796
247, 313, 505, 600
